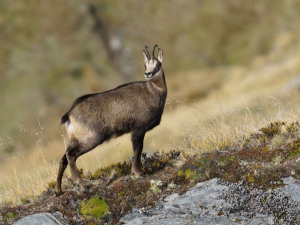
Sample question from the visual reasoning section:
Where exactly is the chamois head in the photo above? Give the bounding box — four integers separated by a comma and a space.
143, 45, 163, 80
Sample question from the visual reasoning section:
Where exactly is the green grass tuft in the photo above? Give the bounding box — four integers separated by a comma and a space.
289, 141, 300, 157
3, 212, 18, 222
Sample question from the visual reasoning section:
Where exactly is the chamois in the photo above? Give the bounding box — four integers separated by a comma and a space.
55, 45, 167, 195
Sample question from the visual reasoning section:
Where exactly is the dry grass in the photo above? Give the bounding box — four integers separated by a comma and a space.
179, 101, 300, 155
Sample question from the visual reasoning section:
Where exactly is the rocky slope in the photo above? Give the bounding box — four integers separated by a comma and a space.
1, 122, 300, 224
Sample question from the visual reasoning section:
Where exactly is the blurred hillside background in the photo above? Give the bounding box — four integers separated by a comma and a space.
2, 0, 300, 204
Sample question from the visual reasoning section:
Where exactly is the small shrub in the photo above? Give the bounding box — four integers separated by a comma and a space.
3, 212, 18, 222
260, 122, 283, 138
289, 141, 300, 157
249, 122, 285, 147
167, 181, 176, 189
21, 197, 29, 204
271, 134, 287, 148
47, 181, 56, 189
286, 122, 300, 139
272, 156, 282, 165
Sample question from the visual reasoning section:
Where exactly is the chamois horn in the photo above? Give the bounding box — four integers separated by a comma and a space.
145, 46, 150, 59
152, 44, 158, 59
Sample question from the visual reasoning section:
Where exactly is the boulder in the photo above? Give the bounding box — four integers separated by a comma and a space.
13, 212, 69, 225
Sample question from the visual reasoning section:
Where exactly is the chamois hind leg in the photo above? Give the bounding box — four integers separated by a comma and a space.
66, 146, 90, 193
55, 154, 68, 196
55, 139, 80, 195
131, 130, 145, 176
66, 138, 104, 193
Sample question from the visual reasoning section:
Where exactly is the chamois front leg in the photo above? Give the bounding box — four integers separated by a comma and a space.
131, 130, 146, 176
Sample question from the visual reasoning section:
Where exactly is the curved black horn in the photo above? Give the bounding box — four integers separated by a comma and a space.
152, 45, 158, 58
145, 46, 150, 58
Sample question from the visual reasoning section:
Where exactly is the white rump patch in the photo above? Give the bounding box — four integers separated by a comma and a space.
66, 120, 75, 135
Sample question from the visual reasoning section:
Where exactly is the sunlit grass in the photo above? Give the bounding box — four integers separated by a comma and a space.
177, 93, 300, 156
0, 119, 60, 206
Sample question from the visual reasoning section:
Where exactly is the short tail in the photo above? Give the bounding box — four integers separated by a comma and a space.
61, 113, 69, 125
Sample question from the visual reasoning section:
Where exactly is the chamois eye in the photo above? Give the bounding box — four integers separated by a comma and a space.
144, 65, 146, 69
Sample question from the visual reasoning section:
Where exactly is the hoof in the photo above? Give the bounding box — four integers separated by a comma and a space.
131, 171, 145, 178
81, 186, 90, 193
54, 190, 63, 196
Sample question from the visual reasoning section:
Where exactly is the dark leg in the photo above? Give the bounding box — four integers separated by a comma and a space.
66, 146, 89, 193
55, 135, 106, 195
55, 139, 79, 196
55, 138, 96, 195
131, 130, 145, 176
55, 154, 68, 196
66, 138, 105, 193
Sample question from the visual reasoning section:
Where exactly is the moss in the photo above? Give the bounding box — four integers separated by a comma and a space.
80, 197, 109, 218
178, 170, 184, 177
184, 169, 193, 179
177, 169, 199, 180
3, 212, 18, 222
219, 155, 236, 165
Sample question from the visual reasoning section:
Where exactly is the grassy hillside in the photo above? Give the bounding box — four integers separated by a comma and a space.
2, 0, 300, 214
1, 0, 300, 143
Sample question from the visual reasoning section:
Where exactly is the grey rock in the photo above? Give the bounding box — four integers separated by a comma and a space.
13, 212, 69, 225
121, 177, 300, 225
119, 212, 148, 224
120, 178, 235, 225
248, 218, 267, 225
158, 198, 164, 210
282, 176, 300, 202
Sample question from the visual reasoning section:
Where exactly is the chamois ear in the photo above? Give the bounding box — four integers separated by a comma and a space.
142, 50, 149, 63
157, 48, 163, 63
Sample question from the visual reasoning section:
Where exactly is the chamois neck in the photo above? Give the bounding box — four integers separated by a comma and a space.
149, 69, 166, 92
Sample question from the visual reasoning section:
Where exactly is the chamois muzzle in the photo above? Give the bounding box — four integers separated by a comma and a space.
145, 72, 152, 79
